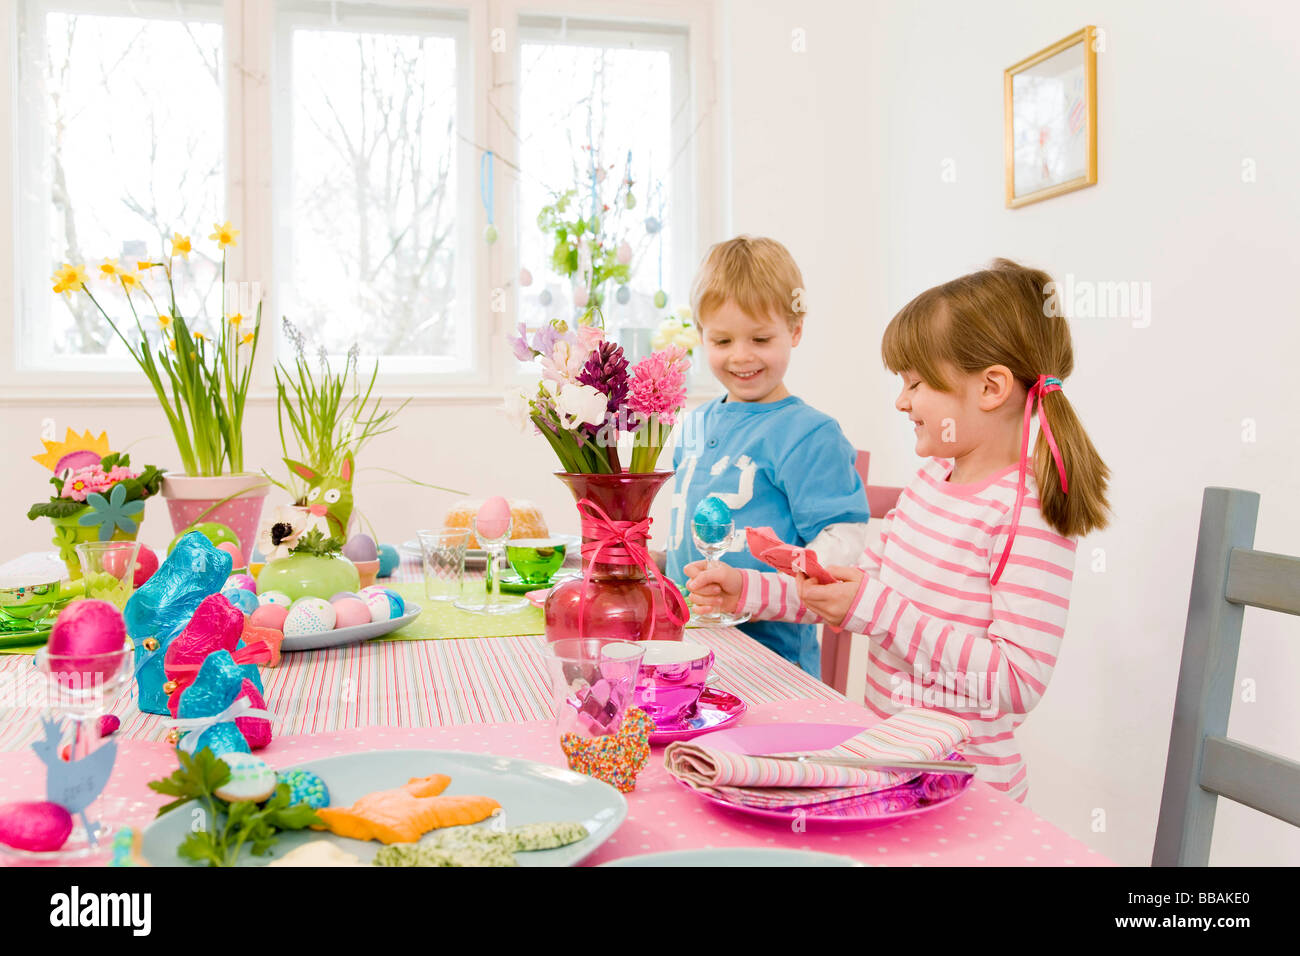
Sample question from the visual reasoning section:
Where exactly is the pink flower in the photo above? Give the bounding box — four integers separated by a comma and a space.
540, 339, 590, 385
628, 345, 690, 425
60, 463, 137, 502
575, 324, 605, 352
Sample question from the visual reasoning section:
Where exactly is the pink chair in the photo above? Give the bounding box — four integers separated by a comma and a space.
820, 452, 902, 694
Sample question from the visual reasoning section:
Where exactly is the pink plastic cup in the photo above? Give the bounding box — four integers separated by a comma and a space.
635, 641, 715, 725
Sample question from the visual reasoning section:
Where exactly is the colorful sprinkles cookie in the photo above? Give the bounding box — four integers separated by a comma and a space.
280, 768, 330, 809
560, 707, 654, 793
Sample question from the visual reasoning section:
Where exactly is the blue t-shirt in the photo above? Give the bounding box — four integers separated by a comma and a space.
665, 395, 869, 675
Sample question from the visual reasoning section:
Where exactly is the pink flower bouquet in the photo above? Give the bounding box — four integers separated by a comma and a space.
507, 320, 690, 473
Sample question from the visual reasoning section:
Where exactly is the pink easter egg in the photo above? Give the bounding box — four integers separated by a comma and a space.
101, 548, 134, 579
217, 541, 245, 569
47, 600, 127, 679
98, 714, 120, 737
249, 604, 289, 631
0, 802, 74, 852
224, 573, 258, 593
133, 546, 159, 588
331, 598, 371, 629
476, 495, 512, 541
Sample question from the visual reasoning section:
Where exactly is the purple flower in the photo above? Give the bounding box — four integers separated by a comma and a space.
508, 322, 535, 362
577, 340, 630, 431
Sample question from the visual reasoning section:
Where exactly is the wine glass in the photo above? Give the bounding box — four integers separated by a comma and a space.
690, 497, 750, 627
455, 514, 527, 614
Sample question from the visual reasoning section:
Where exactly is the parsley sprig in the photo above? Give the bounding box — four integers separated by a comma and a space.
148, 748, 321, 867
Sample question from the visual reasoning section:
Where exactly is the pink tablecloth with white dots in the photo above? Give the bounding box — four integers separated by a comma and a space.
0, 698, 1109, 867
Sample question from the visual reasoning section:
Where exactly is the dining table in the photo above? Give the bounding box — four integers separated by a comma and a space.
0, 550, 1111, 867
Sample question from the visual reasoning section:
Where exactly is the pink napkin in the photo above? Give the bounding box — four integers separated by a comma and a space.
745, 526, 837, 585
663, 708, 971, 810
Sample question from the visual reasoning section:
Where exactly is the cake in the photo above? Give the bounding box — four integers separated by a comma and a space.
443, 498, 548, 548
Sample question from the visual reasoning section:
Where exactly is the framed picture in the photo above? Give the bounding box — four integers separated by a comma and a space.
1004, 26, 1098, 208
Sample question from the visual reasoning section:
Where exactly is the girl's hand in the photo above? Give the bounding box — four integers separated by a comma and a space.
794, 565, 865, 629
684, 560, 743, 615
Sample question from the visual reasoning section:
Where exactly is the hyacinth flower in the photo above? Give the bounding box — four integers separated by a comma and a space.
627, 345, 691, 473
577, 339, 630, 471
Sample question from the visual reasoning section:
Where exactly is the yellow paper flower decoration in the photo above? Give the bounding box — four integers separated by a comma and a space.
209, 221, 239, 249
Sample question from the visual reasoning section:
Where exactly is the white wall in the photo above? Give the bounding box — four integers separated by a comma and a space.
725, 0, 1300, 864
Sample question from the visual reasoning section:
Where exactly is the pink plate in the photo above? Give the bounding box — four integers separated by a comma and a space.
648, 688, 746, 744
673, 754, 974, 829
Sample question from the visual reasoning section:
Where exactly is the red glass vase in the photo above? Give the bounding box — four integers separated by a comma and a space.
544, 471, 686, 643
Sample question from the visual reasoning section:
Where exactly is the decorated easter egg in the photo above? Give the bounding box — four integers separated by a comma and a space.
692, 495, 733, 545
362, 588, 405, 623
280, 768, 330, 810
0, 802, 74, 852
133, 545, 159, 588
217, 541, 245, 570
258, 590, 293, 608
224, 573, 257, 593
284, 598, 336, 637
168, 521, 239, 555
249, 603, 289, 632
475, 496, 512, 542
213, 753, 278, 803
342, 534, 378, 563
221, 587, 259, 616
377, 544, 399, 578
48, 599, 126, 662
331, 598, 371, 629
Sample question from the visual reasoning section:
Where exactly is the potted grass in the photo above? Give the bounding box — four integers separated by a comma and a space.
51, 222, 268, 556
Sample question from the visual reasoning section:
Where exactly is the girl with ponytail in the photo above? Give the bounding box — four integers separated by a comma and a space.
686, 259, 1110, 804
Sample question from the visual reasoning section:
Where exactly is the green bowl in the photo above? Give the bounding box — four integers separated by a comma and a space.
0, 574, 71, 632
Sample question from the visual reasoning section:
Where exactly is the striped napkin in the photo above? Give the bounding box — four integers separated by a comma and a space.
664, 708, 971, 810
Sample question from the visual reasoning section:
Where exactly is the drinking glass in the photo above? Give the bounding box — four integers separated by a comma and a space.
690, 517, 750, 627
543, 638, 647, 769
417, 528, 470, 602
454, 514, 527, 614
74, 541, 141, 611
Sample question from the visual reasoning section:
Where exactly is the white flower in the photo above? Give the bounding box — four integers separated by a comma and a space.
674, 305, 693, 322
257, 506, 310, 562
502, 389, 534, 434
549, 381, 608, 431
541, 340, 588, 384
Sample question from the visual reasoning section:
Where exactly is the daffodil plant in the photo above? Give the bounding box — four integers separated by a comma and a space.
51, 223, 262, 477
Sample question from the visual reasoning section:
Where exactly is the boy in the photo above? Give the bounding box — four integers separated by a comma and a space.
663, 236, 869, 675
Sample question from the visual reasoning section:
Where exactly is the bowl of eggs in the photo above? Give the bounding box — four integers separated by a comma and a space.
249, 584, 419, 652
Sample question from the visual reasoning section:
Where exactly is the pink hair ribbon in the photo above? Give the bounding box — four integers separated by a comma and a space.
573, 498, 690, 638
990, 375, 1068, 586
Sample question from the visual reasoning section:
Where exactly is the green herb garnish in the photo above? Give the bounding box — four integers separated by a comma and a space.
147, 748, 321, 867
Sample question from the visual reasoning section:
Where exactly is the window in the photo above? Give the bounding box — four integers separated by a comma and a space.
273, 2, 472, 373
13, 0, 224, 369
514, 15, 693, 365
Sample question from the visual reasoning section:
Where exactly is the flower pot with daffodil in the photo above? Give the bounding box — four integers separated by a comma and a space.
51, 221, 269, 557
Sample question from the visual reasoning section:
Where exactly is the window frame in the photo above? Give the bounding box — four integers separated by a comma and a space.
0, 0, 721, 402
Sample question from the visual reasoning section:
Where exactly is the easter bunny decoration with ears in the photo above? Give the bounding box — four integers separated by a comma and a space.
284, 452, 354, 540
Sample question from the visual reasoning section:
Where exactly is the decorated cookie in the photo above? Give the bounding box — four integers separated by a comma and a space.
214, 753, 277, 803
280, 768, 330, 809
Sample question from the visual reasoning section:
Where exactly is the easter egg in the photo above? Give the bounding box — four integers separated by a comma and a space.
573, 285, 589, 308
101, 547, 135, 580
483, 223, 498, 244
362, 587, 405, 623
624, 193, 637, 210
331, 598, 371, 629
168, 522, 238, 555
616, 241, 633, 265
653, 289, 668, 308
99, 714, 120, 737
538, 289, 552, 306
0, 802, 74, 852
692, 495, 734, 546
213, 753, 278, 803
133, 545, 159, 588
615, 285, 631, 305
249, 603, 289, 631
280, 769, 330, 810
475, 496, 512, 542
329, 591, 361, 603
518, 267, 533, 287
342, 534, 378, 563
377, 544, 400, 578
258, 591, 293, 608
221, 587, 259, 616
224, 573, 257, 593
217, 541, 245, 570
283, 598, 336, 637
645, 216, 661, 234
48, 600, 127, 671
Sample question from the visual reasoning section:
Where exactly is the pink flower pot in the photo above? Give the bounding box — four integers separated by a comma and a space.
160, 474, 270, 559
544, 471, 685, 644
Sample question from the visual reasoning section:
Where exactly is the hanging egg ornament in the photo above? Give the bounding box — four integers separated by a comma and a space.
573, 285, 590, 308
625, 193, 637, 210
654, 290, 668, 309
615, 285, 632, 305
595, 167, 607, 183
484, 224, 498, 244
539, 289, 553, 306
519, 268, 533, 287
617, 241, 633, 265
645, 217, 661, 234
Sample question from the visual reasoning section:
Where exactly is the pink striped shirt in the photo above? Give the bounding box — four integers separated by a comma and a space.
735, 457, 1078, 804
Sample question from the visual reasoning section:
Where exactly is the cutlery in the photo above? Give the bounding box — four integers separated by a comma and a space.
760, 754, 976, 775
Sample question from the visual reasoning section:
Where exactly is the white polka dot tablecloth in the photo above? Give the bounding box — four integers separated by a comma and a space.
0, 699, 1110, 867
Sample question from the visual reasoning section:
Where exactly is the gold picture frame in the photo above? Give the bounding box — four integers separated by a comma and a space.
1004, 26, 1098, 208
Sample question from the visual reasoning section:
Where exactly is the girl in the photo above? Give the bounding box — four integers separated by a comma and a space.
686, 259, 1111, 804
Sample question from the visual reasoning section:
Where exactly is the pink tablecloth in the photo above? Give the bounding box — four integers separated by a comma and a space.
0, 698, 1108, 867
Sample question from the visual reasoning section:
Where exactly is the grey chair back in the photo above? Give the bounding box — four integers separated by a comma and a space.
1152, 487, 1300, 865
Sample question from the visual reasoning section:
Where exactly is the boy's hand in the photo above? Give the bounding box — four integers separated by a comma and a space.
684, 560, 743, 615
794, 564, 865, 630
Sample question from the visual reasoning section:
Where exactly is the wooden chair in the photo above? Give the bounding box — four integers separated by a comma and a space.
820, 452, 903, 693
1151, 487, 1300, 865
